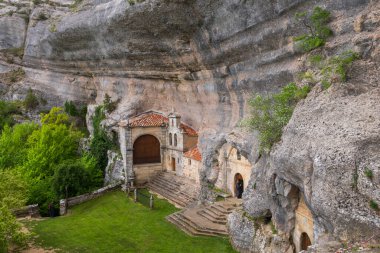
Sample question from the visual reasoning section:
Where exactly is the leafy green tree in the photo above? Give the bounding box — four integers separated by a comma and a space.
243, 83, 310, 153
0, 170, 29, 252
0, 123, 38, 169
23, 108, 83, 179
52, 160, 91, 198
294, 6, 332, 52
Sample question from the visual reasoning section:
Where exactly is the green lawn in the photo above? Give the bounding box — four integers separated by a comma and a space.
27, 190, 236, 253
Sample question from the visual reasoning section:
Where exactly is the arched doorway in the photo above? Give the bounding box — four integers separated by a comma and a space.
133, 135, 161, 164
300, 232, 311, 251
234, 173, 244, 199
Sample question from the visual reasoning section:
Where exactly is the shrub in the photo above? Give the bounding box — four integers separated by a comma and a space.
294, 7, 333, 52
369, 200, 379, 211
49, 23, 57, 33
5, 47, 24, 58
64, 100, 78, 116
37, 13, 48, 20
90, 106, 115, 171
243, 83, 310, 153
52, 160, 91, 199
103, 93, 118, 113
0, 100, 22, 131
6, 68, 25, 83
0, 170, 29, 251
23, 89, 39, 110
304, 50, 359, 90
364, 167, 373, 180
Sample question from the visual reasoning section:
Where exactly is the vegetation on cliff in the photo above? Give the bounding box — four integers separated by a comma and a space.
244, 83, 310, 153
294, 7, 332, 52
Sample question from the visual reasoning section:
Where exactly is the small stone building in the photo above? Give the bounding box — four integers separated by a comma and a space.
214, 144, 252, 197
293, 195, 314, 252
119, 111, 201, 185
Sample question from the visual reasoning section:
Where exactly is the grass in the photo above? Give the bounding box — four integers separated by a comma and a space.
26, 190, 236, 253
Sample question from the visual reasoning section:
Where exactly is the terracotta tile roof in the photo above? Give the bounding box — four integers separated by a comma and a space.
129, 112, 168, 127
123, 111, 198, 137
184, 146, 202, 161
180, 123, 198, 137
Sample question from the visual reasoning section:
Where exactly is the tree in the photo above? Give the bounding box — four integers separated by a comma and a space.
0, 123, 38, 170
243, 83, 310, 153
52, 160, 91, 198
0, 170, 29, 252
294, 7, 332, 52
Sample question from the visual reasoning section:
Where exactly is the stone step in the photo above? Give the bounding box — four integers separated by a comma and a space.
179, 212, 228, 235
147, 172, 200, 208
209, 204, 231, 215
166, 214, 218, 237
197, 210, 227, 225
171, 212, 228, 236
149, 183, 196, 207
149, 185, 188, 207
150, 179, 198, 200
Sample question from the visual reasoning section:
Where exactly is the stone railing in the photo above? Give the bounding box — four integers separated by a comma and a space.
60, 183, 121, 215
12, 204, 40, 218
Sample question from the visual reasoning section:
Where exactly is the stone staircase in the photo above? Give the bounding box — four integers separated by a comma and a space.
197, 200, 242, 225
148, 172, 200, 208
166, 199, 242, 237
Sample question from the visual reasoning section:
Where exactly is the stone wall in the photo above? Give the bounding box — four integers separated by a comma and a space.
60, 183, 120, 215
214, 144, 252, 196
133, 163, 163, 185
182, 158, 201, 184
12, 204, 40, 218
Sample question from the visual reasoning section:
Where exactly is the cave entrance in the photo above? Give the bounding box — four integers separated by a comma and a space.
300, 232, 311, 251
133, 135, 161, 164
234, 173, 244, 199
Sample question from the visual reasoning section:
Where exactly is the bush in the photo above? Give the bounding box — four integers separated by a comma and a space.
52, 160, 91, 199
243, 83, 310, 153
305, 50, 359, 90
24, 89, 39, 110
364, 167, 373, 180
90, 106, 115, 172
294, 7, 333, 52
0, 100, 22, 131
0, 170, 29, 251
64, 101, 78, 116
370, 200, 379, 211
103, 94, 118, 113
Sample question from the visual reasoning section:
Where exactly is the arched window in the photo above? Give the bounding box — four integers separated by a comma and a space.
169, 133, 172, 146
133, 135, 161, 164
174, 134, 177, 147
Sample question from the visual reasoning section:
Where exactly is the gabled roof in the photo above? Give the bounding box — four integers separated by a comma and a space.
129, 112, 168, 127
120, 111, 198, 137
184, 146, 202, 161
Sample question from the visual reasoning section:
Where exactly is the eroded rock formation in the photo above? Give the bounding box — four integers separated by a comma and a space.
0, 0, 379, 252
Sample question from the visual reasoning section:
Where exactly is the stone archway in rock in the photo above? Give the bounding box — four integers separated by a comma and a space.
234, 173, 244, 199
300, 232, 312, 251
133, 134, 161, 164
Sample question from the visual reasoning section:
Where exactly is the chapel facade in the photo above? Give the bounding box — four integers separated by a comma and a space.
118, 111, 202, 185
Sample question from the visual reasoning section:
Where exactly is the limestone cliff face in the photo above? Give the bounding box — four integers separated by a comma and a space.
0, 0, 379, 252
